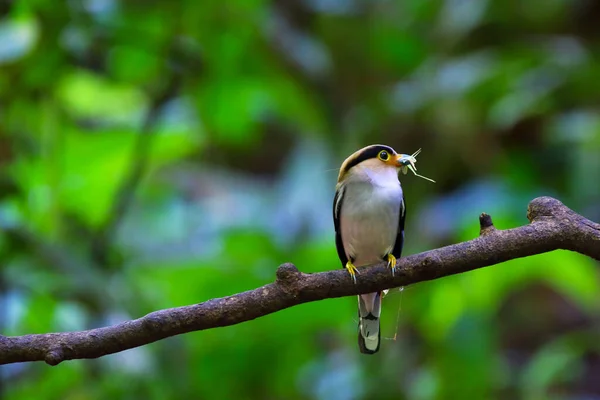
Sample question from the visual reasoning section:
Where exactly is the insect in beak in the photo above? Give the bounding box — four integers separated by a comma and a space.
396, 149, 436, 183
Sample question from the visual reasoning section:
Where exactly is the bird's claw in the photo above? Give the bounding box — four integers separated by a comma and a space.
387, 254, 397, 276
345, 261, 359, 284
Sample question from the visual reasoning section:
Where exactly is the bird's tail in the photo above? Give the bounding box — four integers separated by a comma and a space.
357, 291, 383, 354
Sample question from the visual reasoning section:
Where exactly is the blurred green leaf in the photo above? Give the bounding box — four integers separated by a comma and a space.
520, 335, 584, 399
107, 46, 163, 85
56, 69, 148, 124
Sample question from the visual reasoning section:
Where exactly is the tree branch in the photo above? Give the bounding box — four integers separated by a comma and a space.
1, 196, 599, 366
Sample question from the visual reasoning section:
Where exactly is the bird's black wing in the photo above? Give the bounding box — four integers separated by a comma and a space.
333, 187, 348, 267
391, 193, 406, 259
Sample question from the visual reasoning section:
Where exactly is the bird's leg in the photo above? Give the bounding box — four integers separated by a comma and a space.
386, 254, 397, 276
345, 261, 359, 284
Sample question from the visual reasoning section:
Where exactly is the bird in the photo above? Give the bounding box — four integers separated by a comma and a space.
333, 144, 407, 354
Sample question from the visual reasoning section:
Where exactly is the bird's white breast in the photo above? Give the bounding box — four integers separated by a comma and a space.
339, 166, 403, 267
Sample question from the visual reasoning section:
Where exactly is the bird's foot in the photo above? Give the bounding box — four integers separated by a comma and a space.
387, 254, 397, 276
345, 261, 359, 284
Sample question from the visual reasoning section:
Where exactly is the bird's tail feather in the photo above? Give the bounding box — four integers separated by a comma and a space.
357, 291, 382, 354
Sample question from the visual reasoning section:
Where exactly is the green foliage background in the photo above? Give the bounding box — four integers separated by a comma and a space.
1, 0, 600, 399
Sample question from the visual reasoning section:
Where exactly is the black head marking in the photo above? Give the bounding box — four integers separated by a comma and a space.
338, 144, 397, 182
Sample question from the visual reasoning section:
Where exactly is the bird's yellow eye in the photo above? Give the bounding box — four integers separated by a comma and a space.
378, 150, 389, 161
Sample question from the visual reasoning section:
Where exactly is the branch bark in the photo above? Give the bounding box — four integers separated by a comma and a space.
1, 196, 599, 366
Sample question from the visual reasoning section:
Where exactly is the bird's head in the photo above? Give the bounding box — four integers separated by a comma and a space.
337, 145, 409, 183
337, 145, 435, 184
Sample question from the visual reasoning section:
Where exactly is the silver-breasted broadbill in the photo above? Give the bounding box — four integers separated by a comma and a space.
333, 144, 411, 354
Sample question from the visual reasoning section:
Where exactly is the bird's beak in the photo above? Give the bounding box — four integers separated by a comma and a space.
394, 149, 436, 182
394, 153, 419, 176
393, 153, 416, 169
